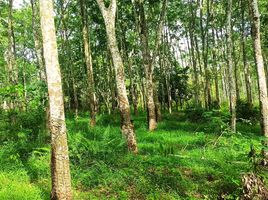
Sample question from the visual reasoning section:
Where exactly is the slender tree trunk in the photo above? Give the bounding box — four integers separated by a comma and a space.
134, 0, 167, 130
97, 0, 138, 153
128, 54, 139, 116
80, 0, 97, 126
30, 0, 46, 82
233, 44, 241, 101
226, 0, 237, 132
189, 1, 200, 107
39, 0, 72, 199
241, 0, 253, 107
212, 27, 220, 107
199, 0, 212, 109
249, 0, 268, 137
136, 1, 157, 131
59, 1, 79, 119
7, 0, 17, 109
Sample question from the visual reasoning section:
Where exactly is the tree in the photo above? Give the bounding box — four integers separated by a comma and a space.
134, 0, 167, 131
96, 0, 138, 153
226, 0, 237, 132
6, 0, 17, 109
240, 0, 253, 107
39, 0, 72, 199
249, 0, 268, 137
80, 0, 97, 126
30, 0, 46, 82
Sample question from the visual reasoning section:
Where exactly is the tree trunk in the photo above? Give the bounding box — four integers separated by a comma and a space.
189, 1, 200, 107
136, 0, 157, 131
199, 0, 212, 109
7, 0, 17, 109
59, 0, 79, 119
134, 0, 167, 131
249, 0, 268, 137
39, 0, 72, 199
241, 0, 253, 107
30, 0, 46, 82
96, 0, 138, 153
226, 0, 237, 132
80, 0, 97, 126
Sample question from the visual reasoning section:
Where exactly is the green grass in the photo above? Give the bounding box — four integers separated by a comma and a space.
0, 110, 266, 199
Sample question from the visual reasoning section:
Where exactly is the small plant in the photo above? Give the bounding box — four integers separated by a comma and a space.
241, 143, 268, 199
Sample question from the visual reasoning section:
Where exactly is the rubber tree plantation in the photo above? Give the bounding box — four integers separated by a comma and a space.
0, 0, 268, 199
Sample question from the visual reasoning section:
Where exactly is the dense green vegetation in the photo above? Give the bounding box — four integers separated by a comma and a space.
1, 0, 268, 198
0, 107, 266, 199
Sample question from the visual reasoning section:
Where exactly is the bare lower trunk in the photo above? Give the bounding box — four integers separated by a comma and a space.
97, 0, 138, 153
250, 0, 268, 137
40, 0, 72, 199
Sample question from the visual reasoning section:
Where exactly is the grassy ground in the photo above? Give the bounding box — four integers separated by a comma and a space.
0, 110, 266, 199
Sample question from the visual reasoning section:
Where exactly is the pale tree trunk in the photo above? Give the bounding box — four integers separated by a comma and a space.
210, 0, 220, 107
233, 43, 241, 101
226, 0, 237, 132
39, 0, 72, 199
153, 5, 167, 119
199, 0, 212, 109
249, 0, 268, 137
80, 0, 97, 126
128, 54, 139, 116
241, 0, 253, 107
96, 0, 138, 153
189, 1, 200, 107
212, 24, 220, 107
30, 0, 46, 82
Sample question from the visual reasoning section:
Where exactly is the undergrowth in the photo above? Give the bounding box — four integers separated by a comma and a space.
0, 109, 266, 199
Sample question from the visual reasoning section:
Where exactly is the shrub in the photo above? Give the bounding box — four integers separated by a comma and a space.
184, 109, 229, 133
236, 100, 259, 123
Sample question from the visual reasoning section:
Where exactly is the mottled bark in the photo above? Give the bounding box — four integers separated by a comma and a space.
226, 0, 237, 132
249, 0, 268, 137
39, 0, 72, 199
96, 0, 138, 153
80, 0, 97, 126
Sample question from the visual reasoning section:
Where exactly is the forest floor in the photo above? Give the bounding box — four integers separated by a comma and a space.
0, 110, 266, 199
